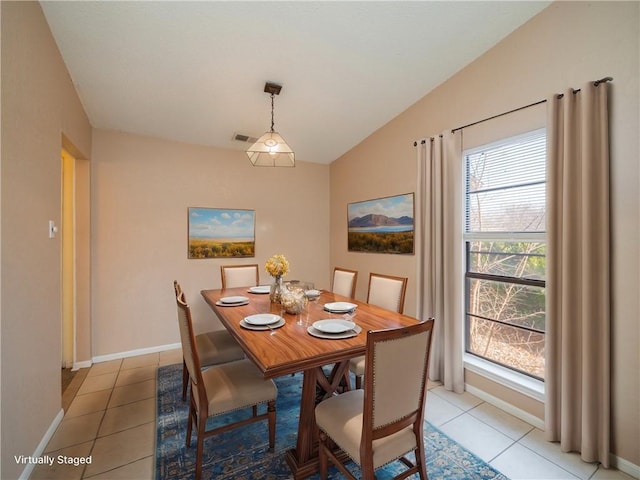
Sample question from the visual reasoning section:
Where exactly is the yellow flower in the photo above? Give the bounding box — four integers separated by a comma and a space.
265, 254, 290, 277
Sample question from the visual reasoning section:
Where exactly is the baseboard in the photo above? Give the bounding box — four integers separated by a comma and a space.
92, 342, 181, 364
72, 360, 92, 371
465, 383, 545, 430
24, 344, 180, 479
610, 454, 640, 479
18, 409, 64, 480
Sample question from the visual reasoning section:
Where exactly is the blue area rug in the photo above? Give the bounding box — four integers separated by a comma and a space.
156, 363, 509, 479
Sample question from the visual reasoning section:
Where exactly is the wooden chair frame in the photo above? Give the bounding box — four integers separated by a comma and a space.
348, 273, 409, 389
174, 281, 244, 401
174, 282, 275, 480
319, 320, 434, 480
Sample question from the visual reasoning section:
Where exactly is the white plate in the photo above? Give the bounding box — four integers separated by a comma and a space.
307, 324, 362, 339
305, 289, 321, 298
220, 295, 250, 304
216, 300, 249, 307
312, 319, 356, 334
240, 317, 285, 331
244, 313, 282, 326
248, 285, 271, 294
215, 300, 249, 307
323, 302, 358, 313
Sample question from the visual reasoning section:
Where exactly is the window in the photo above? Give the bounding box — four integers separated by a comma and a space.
463, 129, 546, 380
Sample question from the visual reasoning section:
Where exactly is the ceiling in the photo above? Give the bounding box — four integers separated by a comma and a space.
41, 1, 550, 165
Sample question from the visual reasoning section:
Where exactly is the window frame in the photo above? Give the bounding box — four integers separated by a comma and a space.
462, 129, 547, 382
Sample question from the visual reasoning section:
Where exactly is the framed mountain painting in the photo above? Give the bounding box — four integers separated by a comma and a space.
347, 193, 414, 254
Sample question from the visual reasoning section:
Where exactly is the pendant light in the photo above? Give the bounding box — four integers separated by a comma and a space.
246, 82, 295, 167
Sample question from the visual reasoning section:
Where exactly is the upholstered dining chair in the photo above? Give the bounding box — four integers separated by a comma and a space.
316, 319, 434, 480
366, 272, 408, 314
173, 281, 245, 400
331, 267, 358, 298
349, 272, 408, 388
174, 282, 277, 480
220, 264, 260, 288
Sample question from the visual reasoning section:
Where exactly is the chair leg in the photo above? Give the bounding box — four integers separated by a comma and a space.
321, 435, 357, 480
318, 431, 328, 480
267, 400, 276, 450
360, 458, 375, 479
414, 437, 428, 480
186, 397, 195, 447
182, 360, 189, 401
195, 421, 205, 480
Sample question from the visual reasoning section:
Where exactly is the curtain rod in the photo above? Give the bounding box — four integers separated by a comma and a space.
413, 77, 612, 146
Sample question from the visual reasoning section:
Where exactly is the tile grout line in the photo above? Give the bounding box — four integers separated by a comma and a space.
510, 440, 583, 480
80, 356, 162, 478
81, 363, 119, 480
80, 361, 158, 480
58, 364, 114, 480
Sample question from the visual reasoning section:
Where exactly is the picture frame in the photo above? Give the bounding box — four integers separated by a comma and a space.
347, 193, 415, 254
188, 207, 255, 258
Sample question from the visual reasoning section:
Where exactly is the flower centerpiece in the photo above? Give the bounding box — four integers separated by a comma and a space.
265, 254, 290, 304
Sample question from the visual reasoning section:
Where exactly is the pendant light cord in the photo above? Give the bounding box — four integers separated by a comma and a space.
270, 94, 275, 132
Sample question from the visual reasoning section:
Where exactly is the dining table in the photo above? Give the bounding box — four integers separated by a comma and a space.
201, 286, 420, 479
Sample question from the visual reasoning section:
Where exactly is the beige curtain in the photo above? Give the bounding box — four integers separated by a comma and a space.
416, 130, 464, 393
545, 81, 611, 466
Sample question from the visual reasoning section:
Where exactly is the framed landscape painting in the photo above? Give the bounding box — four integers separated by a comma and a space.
347, 193, 415, 254
188, 207, 255, 258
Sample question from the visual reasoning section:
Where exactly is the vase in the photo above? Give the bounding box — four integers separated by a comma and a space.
281, 285, 308, 315
270, 275, 285, 304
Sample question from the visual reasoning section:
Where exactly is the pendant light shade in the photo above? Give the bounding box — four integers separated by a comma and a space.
246, 82, 295, 167
246, 131, 295, 167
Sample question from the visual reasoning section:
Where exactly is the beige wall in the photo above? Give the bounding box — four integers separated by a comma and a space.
0, 2, 92, 479
330, 0, 639, 468
1, 0, 638, 477
91, 129, 330, 356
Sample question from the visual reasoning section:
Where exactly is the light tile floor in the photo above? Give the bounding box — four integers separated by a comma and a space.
32, 349, 635, 480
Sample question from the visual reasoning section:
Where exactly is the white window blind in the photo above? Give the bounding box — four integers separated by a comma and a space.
465, 129, 546, 234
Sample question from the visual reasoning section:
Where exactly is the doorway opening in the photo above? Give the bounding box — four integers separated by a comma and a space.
60, 143, 91, 404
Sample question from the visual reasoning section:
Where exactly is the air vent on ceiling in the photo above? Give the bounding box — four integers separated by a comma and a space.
232, 132, 258, 143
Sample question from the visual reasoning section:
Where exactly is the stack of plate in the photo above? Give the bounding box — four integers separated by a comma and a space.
307, 319, 361, 339
305, 289, 321, 300
323, 302, 357, 313
248, 285, 271, 294
215, 296, 250, 307
240, 313, 285, 331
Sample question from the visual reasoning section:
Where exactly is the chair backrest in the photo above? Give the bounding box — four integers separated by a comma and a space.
220, 264, 259, 288
173, 281, 206, 408
366, 273, 408, 313
362, 319, 434, 446
332, 267, 358, 298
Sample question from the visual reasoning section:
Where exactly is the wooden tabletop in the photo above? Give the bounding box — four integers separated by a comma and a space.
201, 287, 419, 379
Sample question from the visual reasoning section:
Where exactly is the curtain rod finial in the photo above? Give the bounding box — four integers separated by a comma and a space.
594, 76, 613, 86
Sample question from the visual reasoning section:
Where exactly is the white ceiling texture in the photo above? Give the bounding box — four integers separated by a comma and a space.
41, 1, 550, 164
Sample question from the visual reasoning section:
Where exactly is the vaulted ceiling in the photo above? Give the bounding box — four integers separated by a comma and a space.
41, 1, 550, 164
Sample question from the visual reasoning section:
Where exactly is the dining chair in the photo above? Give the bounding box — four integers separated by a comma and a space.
349, 272, 409, 389
366, 272, 408, 314
220, 264, 260, 288
173, 281, 245, 400
316, 319, 434, 480
174, 283, 277, 480
331, 267, 358, 298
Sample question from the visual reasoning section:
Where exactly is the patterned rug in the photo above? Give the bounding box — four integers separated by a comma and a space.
156, 363, 509, 480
